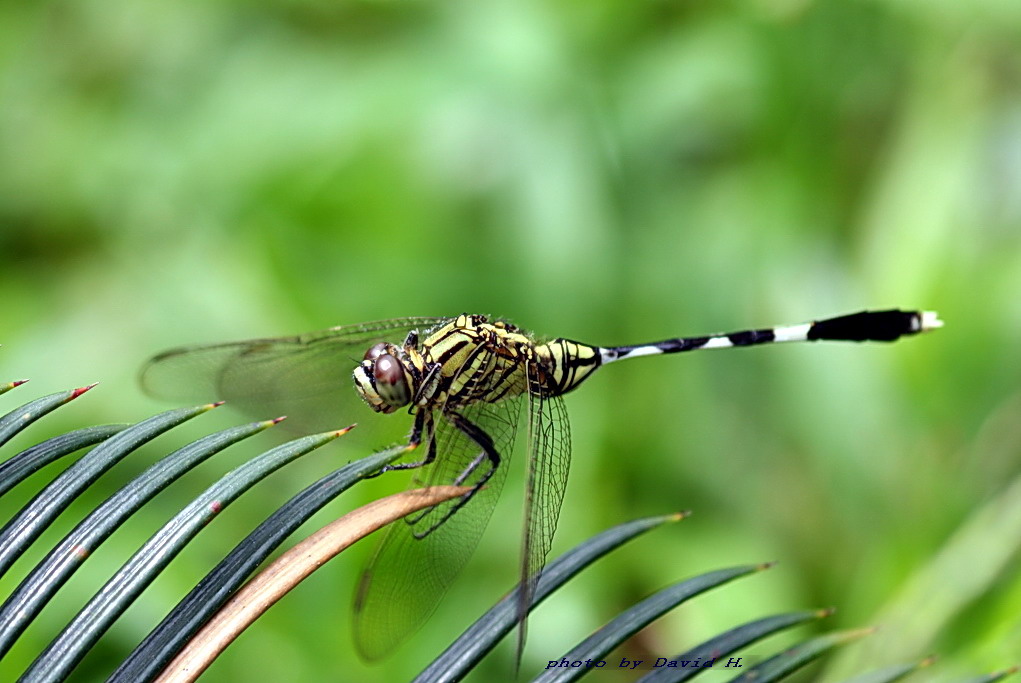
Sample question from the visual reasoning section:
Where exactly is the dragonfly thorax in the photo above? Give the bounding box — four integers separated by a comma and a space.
353, 342, 420, 414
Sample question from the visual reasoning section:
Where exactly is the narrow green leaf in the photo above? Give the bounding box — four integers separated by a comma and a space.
0, 424, 125, 497
954, 667, 1019, 683
824, 469, 1021, 678
108, 443, 408, 683
839, 656, 937, 683
0, 384, 97, 447
17, 428, 348, 683
415, 513, 686, 683
0, 379, 29, 396
533, 564, 769, 683
0, 419, 277, 660
636, 609, 831, 683
0, 404, 218, 580
728, 627, 876, 682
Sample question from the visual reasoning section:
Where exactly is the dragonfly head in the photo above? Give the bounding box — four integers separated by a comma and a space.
353, 342, 413, 414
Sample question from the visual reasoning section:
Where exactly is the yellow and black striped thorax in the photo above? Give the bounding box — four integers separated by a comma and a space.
353, 314, 604, 414
418, 314, 603, 406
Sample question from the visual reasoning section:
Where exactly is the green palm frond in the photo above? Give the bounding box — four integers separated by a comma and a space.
0, 381, 1015, 682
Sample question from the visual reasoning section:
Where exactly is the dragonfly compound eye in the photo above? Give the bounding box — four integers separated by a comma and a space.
352, 352, 409, 414
372, 353, 410, 409
364, 342, 387, 361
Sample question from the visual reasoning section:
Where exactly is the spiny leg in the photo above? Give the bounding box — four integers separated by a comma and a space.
452, 452, 488, 486
411, 362, 443, 406
409, 410, 500, 539
401, 455, 488, 529
364, 411, 436, 480
403, 340, 503, 526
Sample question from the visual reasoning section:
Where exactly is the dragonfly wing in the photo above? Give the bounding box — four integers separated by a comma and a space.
352, 351, 524, 659
139, 317, 447, 433
517, 361, 571, 657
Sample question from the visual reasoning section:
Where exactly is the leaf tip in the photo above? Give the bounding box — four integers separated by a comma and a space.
70, 382, 99, 399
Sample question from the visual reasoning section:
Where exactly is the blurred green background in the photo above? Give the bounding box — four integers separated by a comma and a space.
2, 0, 1020, 681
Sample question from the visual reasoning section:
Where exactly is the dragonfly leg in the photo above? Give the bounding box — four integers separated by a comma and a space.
453, 452, 487, 486
409, 410, 500, 539
363, 412, 436, 479
411, 362, 443, 405
405, 448, 492, 525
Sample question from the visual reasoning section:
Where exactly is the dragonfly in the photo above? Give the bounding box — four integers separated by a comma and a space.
140, 308, 942, 660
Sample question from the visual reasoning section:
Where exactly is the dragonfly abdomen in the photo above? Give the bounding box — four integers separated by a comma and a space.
599, 309, 942, 364
532, 339, 603, 397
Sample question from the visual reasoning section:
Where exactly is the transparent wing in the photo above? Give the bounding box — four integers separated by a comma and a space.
139, 317, 447, 434
517, 360, 571, 656
352, 350, 525, 660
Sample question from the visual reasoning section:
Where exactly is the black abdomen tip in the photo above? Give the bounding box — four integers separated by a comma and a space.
807, 310, 927, 342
